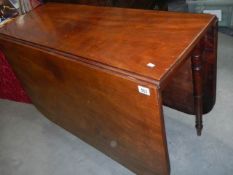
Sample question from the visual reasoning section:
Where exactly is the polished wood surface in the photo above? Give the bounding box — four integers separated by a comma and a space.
162, 22, 218, 116
0, 3, 218, 175
0, 39, 170, 175
0, 3, 215, 86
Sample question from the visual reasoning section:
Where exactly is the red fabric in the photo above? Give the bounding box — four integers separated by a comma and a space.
0, 51, 31, 103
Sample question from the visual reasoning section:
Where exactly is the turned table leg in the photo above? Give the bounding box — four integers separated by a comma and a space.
191, 41, 204, 136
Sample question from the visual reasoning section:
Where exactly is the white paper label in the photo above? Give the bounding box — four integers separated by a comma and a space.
203, 10, 222, 21
147, 63, 156, 68
138, 86, 150, 96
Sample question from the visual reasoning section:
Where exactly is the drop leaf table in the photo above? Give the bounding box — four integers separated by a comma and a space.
0, 3, 218, 175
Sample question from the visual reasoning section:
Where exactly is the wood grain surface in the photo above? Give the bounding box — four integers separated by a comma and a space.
0, 3, 215, 85
0, 38, 170, 175
162, 21, 218, 115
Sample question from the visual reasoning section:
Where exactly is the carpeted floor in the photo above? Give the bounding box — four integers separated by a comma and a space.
0, 32, 233, 175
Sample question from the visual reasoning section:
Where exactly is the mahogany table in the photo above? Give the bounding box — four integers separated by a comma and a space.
0, 3, 218, 175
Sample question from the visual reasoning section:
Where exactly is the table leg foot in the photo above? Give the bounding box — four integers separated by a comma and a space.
196, 118, 203, 136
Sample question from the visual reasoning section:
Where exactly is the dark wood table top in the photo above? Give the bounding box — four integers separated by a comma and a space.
0, 3, 215, 84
